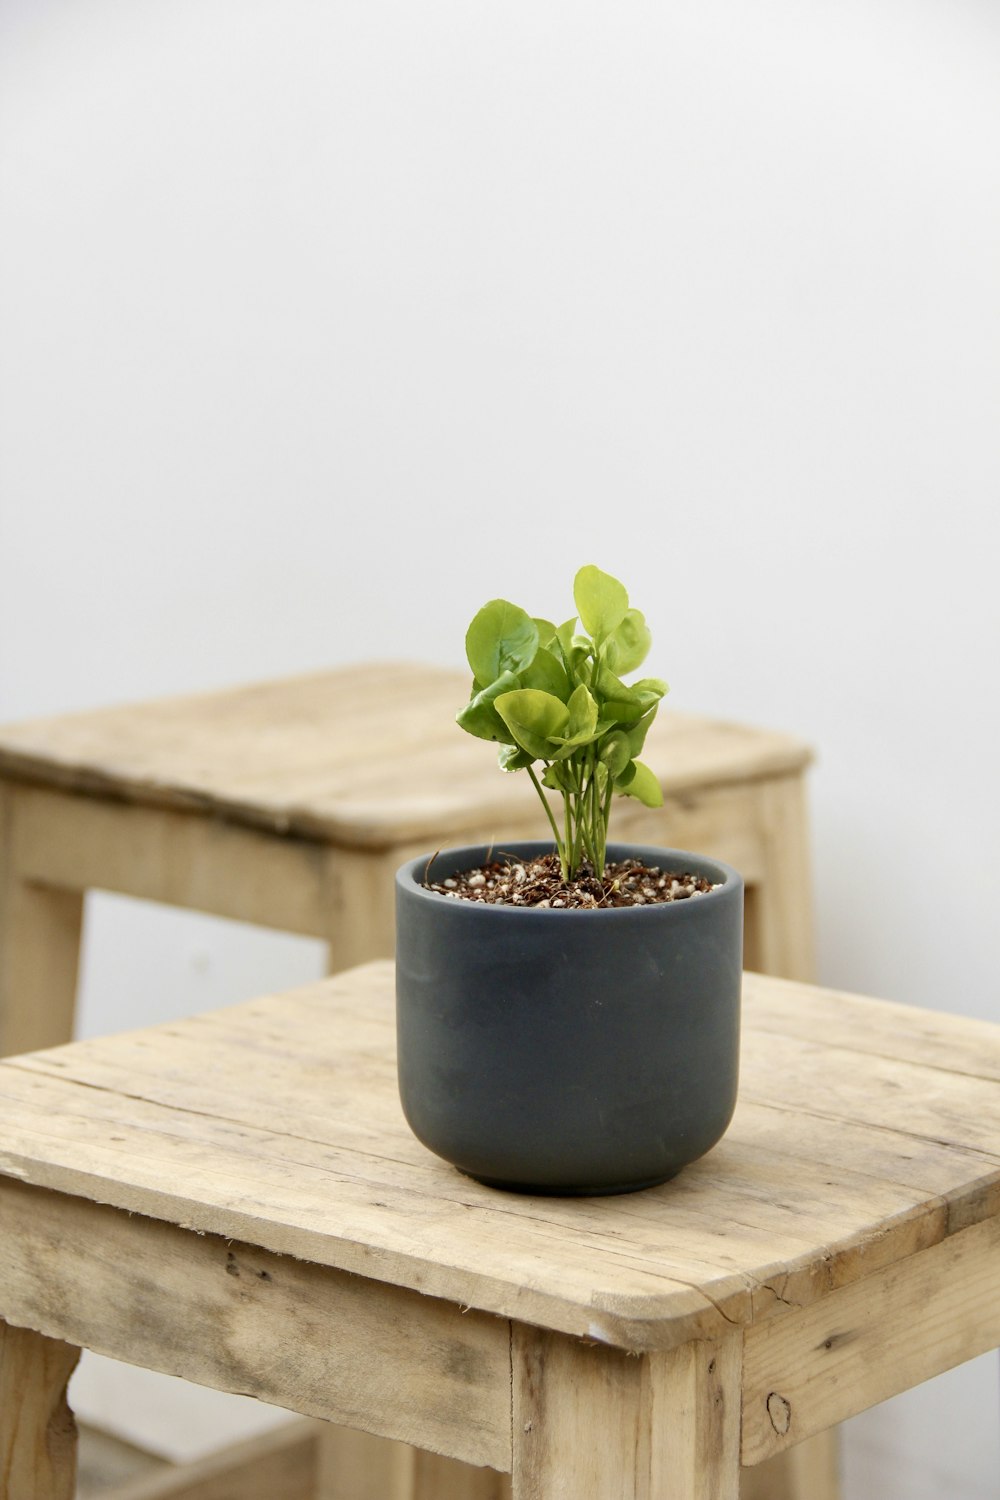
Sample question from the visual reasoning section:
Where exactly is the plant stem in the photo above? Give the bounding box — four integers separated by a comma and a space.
568, 761, 585, 878
601, 772, 614, 869
527, 765, 568, 879
590, 752, 603, 876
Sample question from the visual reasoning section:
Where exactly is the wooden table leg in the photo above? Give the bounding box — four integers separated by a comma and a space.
0, 788, 84, 1056
512, 1327, 741, 1499
0, 1321, 80, 1500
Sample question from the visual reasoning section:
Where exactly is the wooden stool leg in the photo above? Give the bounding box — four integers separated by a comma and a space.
0, 1321, 80, 1500
749, 775, 816, 984
742, 1430, 840, 1500
317, 1427, 415, 1499
0, 789, 84, 1055
0, 874, 83, 1055
512, 1326, 741, 1500
411, 1450, 507, 1500
742, 779, 842, 1500
323, 849, 398, 977
317, 1426, 507, 1500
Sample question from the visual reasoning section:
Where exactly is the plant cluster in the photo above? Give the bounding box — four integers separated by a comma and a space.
457, 566, 668, 881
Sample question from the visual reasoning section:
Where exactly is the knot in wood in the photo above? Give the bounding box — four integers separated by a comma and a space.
766, 1392, 792, 1436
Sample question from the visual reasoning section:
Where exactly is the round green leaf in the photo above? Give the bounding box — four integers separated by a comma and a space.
542, 761, 573, 792
626, 707, 659, 757
612, 609, 652, 676
602, 699, 646, 725
599, 729, 632, 776
521, 646, 571, 701
631, 677, 669, 707
498, 744, 534, 772
465, 600, 539, 686
593, 662, 637, 703
565, 682, 598, 739
573, 565, 629, 643
532, 617, 558, 649
494, 689, 570, 760
456, 670, 521, 744
618, 760, 664, 808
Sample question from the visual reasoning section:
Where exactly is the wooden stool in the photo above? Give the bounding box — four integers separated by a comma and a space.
3, 961, 1000, 1500
0, 662, 827, 1499
0, 661, 815, 1058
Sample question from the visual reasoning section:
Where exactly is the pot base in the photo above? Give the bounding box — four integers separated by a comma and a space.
464, 1169, 681, 1197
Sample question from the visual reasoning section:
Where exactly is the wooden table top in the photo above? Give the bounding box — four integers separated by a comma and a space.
2, 962, 999, 1352
0, 662, 812, 848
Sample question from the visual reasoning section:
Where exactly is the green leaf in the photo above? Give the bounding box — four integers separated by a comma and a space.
599, 729, 632, 777
542, 761, 574, 792
553, 616, 590, 681
498, 744, 534, 772
618, 760, 663, 808
532, 617, 558, 650
603, 698, 646, 725
465, 600, 539, 686
631, 676, 669, 706
612, 609, 652, 676
521, 646, 571, 701
565, 683, 598, 740
626, 708, 658, 757
555, 617, 577, 656
593, 666, 645, 727
456, 671, 521, 744
548, 684, 604, 758
573, 565, 629, 643
494, 689, 570, 760
593, 662, 638, 704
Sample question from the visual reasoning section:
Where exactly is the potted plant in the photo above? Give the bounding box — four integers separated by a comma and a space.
395, 566, 743, 1195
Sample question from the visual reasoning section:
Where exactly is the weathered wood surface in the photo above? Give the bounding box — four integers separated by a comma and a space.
742, 1211, 1000, 1465
316, 1426, 509, 1500
2, 963, 999, 1353
0, 785, 85, 1055
0, 1176, 511, 1471
0, 663, 811, 849
0, 770, 808, 993
0, 1320, 80, 1500
512, 1328, 741, 1500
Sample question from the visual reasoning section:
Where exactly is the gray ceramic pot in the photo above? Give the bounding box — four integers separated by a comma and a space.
395, 841, 743, 1196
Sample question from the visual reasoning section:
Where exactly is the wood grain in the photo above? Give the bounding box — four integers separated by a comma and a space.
2, 963, 999, 1353
0, 1178, 511, 1471
316, 1427, 509, 1500
742, 1212, 1000, 1465
512, 1328, 741, 1499
0, 1320, 80, 1500
0, 664, 811, 849
0, 786, 84, 1055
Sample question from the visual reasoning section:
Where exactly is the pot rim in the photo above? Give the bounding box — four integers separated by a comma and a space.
396, 840, 743, 918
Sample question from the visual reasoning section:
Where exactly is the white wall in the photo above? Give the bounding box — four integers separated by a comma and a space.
1, 1, 998, 1492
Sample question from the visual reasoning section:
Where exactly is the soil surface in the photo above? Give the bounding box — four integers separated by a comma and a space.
424, 852, 715, 909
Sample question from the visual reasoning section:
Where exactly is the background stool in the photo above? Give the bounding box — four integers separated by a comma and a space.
0, 660, 816, 1056
0, 660, 827, 1499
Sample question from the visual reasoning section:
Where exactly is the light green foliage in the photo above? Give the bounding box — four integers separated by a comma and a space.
458, 566, 668, 880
